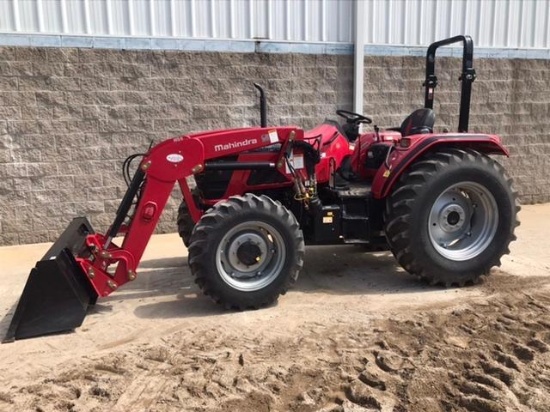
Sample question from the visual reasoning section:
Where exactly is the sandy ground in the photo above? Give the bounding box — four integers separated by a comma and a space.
0, 204, 549, 412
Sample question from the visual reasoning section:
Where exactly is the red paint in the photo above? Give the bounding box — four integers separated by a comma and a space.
74, 124, 508, 297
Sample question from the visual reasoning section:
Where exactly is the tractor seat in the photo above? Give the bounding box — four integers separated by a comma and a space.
398, 108, 435, 136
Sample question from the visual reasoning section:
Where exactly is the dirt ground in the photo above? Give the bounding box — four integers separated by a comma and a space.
0, 204, 549, 412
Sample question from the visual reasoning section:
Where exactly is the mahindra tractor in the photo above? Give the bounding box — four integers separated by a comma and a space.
6, 36, 519, 341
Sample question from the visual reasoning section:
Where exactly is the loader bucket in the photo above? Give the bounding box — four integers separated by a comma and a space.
4, 218, 98, 342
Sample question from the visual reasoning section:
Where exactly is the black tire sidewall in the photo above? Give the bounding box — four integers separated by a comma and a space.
177, 201, 194, 247
408, 158, 514, 278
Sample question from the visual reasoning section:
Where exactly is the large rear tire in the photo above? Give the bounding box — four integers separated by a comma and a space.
177, 201, 194, 247
385, 148, 519, 286
188, 194, 305, 309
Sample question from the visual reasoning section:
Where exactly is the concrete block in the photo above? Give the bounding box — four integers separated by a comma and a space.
1, 47, 549, 245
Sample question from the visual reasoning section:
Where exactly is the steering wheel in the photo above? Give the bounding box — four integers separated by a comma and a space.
336, 110, 373, 124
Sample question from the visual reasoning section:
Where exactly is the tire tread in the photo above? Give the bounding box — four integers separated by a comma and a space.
384, 148, 519, 286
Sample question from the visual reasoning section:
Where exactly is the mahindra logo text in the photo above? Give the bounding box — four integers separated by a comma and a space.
214, 138, 258, 152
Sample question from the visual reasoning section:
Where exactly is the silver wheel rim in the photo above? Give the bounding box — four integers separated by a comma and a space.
428, 181, 499, 261
216, 221, 286, 292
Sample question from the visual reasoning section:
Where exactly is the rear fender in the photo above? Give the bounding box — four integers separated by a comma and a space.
372, 133, 509, 199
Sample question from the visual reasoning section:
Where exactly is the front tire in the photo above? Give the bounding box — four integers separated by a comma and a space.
188, 194, 305, 309
385, 148, 519, 286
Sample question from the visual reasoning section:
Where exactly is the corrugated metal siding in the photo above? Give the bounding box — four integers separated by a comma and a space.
0, 0, 354, 42
0, 0, 548, 49
364, 0, 550, 49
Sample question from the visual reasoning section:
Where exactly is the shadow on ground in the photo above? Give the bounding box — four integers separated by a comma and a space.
0, 245, 502, 335
128, 245, 471, 321
132, 245, 450, 297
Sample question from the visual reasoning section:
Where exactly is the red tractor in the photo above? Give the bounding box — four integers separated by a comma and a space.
6, 36, 519, 341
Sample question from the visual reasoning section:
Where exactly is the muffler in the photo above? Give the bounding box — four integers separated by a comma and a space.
3, 218, 98, 342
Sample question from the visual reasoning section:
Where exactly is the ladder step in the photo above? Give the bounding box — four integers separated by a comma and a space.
335, 183, 372, 199
342, 214, 369, 220
337, 190, 371, 198
342, 238, 368, 244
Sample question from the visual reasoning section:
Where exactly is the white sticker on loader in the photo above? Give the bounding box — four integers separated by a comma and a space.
166, 154, 184, 163
285, 152, 305, 174
268, 130, 279, 143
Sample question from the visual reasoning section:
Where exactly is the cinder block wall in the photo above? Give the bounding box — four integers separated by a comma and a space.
0, 47, 548, 245
0, 47, 353, 245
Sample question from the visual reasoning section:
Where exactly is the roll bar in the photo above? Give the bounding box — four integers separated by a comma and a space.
424, 35, 476, 133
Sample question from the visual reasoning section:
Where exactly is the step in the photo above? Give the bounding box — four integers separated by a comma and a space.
335, 182, 372, 199
342, 214, 369, 221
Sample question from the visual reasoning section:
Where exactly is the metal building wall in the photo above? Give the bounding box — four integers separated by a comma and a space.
365, 0, 550, 49
0, 0, 354, 43
0, 0, 549, 49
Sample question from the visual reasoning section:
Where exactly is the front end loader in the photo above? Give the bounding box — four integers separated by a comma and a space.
5, 35, 519, 341
5, 125, 306, 341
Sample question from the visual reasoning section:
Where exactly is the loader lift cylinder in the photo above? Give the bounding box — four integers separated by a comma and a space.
105, 167, 145, 248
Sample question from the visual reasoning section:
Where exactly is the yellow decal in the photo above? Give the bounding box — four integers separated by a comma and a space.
383, 170, 391, 178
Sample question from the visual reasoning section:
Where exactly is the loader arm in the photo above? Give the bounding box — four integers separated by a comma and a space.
5, 126, 302, 341
81, 127, 302, 298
